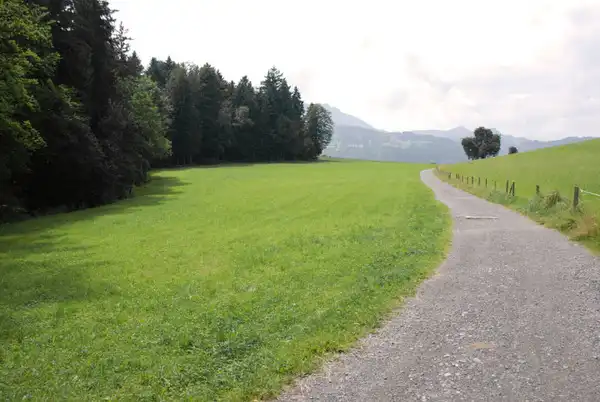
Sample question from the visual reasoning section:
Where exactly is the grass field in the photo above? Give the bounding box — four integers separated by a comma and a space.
0, 161, 449, 401
438, 139, 600, 250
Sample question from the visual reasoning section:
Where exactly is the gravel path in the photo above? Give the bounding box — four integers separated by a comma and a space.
278, 169, 600, 401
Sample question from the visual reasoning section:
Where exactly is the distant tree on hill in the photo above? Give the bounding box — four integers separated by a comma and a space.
461, 127, 501, 160
508, 146, 518, 154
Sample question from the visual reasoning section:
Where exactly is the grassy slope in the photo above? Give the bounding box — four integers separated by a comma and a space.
0, 161, 449, 401
439, 139, 600, 250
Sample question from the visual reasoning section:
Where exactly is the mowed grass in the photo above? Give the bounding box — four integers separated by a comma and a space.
439, 138, 600, 250
0, 161, 449, 401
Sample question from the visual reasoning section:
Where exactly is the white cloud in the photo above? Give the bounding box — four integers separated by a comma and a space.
110, 0, 600, 140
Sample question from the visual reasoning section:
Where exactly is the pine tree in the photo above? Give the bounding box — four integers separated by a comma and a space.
168, 66, 199, 165
256, 67, 285, 160
146, 57, 167, 88
291, 86, 305, 120
289, 86, 307, 158
193, 64, 226, 162
231, 76, 257, 160
127, 52, 144, 77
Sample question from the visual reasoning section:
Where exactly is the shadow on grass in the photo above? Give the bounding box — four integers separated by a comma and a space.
0, 175, 188, 238
0, 175, 188, 339
0, 248, 113, 309
0, 236, 115, 342
162, 159, 342, 171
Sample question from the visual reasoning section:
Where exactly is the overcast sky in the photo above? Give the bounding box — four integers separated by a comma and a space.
110, 0, 599, 140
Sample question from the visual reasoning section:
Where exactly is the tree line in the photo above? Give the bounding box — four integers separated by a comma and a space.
1, 0, 333, 220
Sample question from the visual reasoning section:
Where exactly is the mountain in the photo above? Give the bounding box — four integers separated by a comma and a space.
322, 105, 594, 163
326, 125, 467, 164
410, 126, 473, 142
322, 109, 469, 163
322, 104, 375, 130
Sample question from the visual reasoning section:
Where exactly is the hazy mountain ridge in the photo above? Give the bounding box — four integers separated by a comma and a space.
321, 104, 374, 130
410, 126, 472, 142
327, 125, 466, 163
323, 105, 593, 163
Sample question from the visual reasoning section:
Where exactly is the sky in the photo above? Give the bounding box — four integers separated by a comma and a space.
110, 0, 600, 140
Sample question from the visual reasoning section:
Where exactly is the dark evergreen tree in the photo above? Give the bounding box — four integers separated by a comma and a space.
230, 76, 258, 160
256, 67, 284, 160
193, 64, 226, 162
288, 86, 307, 158
146, 57, 167, 88
167, 66, 199, 165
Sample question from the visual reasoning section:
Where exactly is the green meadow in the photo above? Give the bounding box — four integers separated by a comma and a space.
0, 161, 449, 401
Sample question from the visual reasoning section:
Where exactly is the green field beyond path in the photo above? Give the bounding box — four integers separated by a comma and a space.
0, 161, 449, 401
442, 139, 600, 208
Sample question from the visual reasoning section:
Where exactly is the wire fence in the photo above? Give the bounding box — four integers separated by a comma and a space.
580, 189, 600, 198
435, 167, 600, 210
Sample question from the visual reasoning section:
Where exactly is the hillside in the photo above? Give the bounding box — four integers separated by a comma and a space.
441, 138, 600, 201
498, 135, 593, 155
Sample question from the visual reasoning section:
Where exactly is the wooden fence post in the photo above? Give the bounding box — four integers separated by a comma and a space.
478, 177, 481, 186
573, 186, 580, 210
485, 178, 488, 188
510, 181, 515, 196
536, 185, 540, 195
494, 181, 497, 190
506, 180, 509, 193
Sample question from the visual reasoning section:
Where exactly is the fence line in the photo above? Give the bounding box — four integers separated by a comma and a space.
435, 167, 594, 210
580, 189, 600, 198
